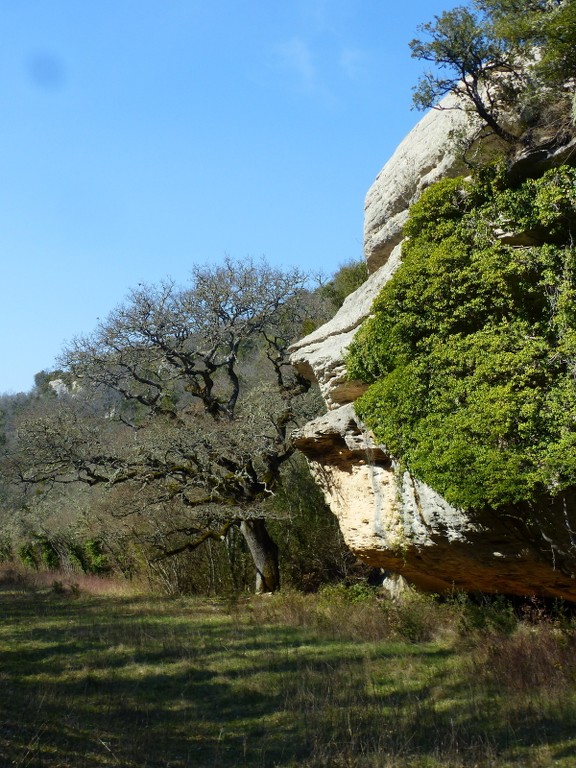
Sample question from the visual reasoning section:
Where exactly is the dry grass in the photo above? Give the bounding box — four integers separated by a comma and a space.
0, 574, 576, 767
243, 585, 463, 643
0, 561, 146, 597
473, 622, 576, 694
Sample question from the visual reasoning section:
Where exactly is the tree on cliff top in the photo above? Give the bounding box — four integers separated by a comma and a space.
13, 257, 320, 593
410, 0, 575, 144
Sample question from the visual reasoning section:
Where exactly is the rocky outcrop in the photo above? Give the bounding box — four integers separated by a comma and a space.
290, 100, 576, 601
363, 94, 502, 273
291, 96, 490, 411
294, 406, 576, 599
290, 245, 402, 409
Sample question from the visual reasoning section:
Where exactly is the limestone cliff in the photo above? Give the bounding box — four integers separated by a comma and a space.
290, 101, 576, 601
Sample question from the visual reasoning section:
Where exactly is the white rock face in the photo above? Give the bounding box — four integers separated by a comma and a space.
293, 405, 485, 594
364, 94, 483, 272
291, 98, 484, 576
48, 379, 69, 397
290, 244, 402, 409
290, 95, 485, 410
291, 97, 576, 600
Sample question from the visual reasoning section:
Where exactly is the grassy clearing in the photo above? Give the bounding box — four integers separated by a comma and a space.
1, 568, 576, 767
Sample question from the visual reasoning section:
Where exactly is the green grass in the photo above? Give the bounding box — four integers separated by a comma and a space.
1, 570, 576, 767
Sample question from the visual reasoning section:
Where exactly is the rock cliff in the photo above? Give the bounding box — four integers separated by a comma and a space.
290, 101, 576, 601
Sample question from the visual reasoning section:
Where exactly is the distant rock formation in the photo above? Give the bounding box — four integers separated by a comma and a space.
290, 98, 576, 601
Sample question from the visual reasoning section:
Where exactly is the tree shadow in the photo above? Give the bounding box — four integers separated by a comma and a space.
1, 588, 576, 767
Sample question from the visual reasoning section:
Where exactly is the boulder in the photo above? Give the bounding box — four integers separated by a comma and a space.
290, 245, 402, 409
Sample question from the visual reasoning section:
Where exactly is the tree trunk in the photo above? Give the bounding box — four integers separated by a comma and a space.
240, 518, 280, 593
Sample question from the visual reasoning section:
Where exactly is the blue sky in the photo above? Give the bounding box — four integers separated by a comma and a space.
0, 0, 456, 394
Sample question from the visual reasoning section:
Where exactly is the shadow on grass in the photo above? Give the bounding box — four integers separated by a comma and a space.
0, 588, 316, 767
1, 586, 576, 767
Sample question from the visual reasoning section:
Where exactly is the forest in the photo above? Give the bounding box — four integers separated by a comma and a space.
0, 258, 369, 595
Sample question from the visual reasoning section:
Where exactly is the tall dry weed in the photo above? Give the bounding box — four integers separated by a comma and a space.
245, 586, 465, 643
472, 622, 576, 695
0, 561, 142, 597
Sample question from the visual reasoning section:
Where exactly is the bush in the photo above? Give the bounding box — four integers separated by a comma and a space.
319, 259, 369, 310
348, 164, 576, 511
82, 539, 111, 574
246, 587, 467, 644
472, 622, 576, 696
245, 587, 388, 642
38, 538, 60, 570
17, 543, 39, 570
385, 592, 461, 643
460, 594, 518, 636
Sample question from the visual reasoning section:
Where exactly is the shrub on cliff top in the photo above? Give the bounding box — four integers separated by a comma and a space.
347, 163, 576, 510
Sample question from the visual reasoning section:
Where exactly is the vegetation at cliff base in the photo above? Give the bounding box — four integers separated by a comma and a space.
347, 164, 576, 510
2, 568, 576, 768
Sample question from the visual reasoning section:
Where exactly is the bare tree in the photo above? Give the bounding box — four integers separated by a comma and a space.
13, 257, 321, 592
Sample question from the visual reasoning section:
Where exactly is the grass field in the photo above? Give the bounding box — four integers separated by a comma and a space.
1, 568, 576, 767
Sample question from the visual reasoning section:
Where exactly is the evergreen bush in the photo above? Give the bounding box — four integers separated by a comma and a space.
347, 164, 576, 510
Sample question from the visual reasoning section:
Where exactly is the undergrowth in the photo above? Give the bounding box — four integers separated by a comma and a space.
0, 561, 144, 597
1, 571, 575, 767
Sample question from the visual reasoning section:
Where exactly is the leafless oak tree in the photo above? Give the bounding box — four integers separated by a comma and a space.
14, 257, 322, 592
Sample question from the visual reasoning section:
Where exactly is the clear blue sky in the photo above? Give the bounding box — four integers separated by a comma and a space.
0, 0, 456, 394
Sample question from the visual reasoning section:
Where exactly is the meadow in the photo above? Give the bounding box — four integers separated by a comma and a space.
1, 567, 576, 768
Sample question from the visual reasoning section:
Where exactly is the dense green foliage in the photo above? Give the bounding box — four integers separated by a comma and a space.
348, 164, 576, 510
318, 258, 368, 310
485, 0, 576, 84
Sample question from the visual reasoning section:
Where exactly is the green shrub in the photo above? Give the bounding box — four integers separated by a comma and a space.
347, 164, 576, 511
83, 539, 110, 574
319, 259, 369, 309
0, 536, 13, 563
318, 582, 378, 605
460, 594, 518, 636
38, 538, 60, 570
17, 543, 38, 570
